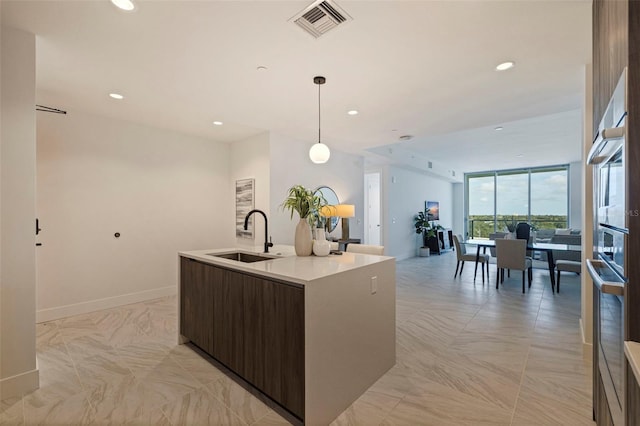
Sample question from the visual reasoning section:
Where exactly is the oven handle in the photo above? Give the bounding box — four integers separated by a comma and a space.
587, 126, 625, 165
587, 259, 625, 296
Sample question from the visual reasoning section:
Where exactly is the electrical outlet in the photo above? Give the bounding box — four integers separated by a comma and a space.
371, 276, 377, 294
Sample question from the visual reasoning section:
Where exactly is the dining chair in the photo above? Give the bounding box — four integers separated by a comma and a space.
452, 234, 490, 283
515, 222, 531, 241
346, 244, 384, 255
555, 260, 581, 292
516, 222, 535, 259
488, 232, 507, 258
495, 238, 532, 293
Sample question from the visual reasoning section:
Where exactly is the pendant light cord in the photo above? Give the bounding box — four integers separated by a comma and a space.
318, 82, 321, 144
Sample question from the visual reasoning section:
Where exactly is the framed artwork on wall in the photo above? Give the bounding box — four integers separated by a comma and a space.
236, 178, 255, 239
426, 200, 439, 221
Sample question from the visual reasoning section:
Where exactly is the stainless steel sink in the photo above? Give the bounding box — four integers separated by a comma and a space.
208, 252, 274, 263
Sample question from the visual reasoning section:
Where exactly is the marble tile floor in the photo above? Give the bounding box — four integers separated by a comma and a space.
0, 252, 593, 425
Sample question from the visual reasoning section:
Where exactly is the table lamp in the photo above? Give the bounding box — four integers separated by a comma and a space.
333, 204, 355, 240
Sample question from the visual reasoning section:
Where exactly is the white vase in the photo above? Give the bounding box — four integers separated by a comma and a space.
313, 228, 331, 257
294, 218, 313, 256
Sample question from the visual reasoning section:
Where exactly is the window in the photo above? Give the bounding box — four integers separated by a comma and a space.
466, 166, 569, 238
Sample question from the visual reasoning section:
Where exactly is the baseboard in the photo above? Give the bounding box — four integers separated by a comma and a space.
0, 366, 39, 399
36, 285, 176, 323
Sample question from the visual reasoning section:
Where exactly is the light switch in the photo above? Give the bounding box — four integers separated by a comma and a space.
371, 276, 377, 294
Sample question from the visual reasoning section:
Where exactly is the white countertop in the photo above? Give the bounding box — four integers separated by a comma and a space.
179, 245, 393, 285
625, 341, 640, 384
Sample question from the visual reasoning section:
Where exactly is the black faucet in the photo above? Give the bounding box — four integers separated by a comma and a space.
244, 209, 273, 253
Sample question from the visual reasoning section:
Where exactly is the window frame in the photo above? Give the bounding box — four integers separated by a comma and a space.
464, 164, 570, 238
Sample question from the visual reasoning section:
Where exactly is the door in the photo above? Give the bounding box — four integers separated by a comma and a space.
365, 172, 381, 245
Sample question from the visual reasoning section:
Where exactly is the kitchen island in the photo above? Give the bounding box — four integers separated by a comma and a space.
178, 246, 396, 425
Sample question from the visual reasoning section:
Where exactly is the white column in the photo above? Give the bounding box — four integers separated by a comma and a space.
0, 25, 39, 398
581, 63, 594, 350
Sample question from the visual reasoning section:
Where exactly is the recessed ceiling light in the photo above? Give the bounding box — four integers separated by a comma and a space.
347, 110, 359, 116
111, 0, 136, 11
494, 126, 504, 131
213, 121, 223, 126
516, 154, 524, 158
496, 61, 515, 71
399, 135, 413, 141
256, 66, 268, 71
109, 93, 124, 100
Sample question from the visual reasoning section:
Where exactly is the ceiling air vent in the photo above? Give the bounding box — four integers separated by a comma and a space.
292, 0, 352, 39
427, 161, 433, 169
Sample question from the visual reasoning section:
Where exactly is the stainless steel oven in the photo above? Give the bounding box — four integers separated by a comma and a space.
587, 67, 628, 425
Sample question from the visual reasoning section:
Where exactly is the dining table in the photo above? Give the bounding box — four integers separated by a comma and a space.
465, 238, 582, 292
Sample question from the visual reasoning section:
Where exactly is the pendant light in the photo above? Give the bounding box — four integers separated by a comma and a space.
309, 76, 331, 164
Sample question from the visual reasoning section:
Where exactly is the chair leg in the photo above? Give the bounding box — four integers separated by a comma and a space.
454, 261, 460, 278
501, 268, 504, 283
508, 269, 510, 278
474, 260, 479, 281
522, 270, 525, 293
460, 261, 465, 275
528, 267, 532, 288
557, 270, 561, 293
481, 261, 485, 284
486, 261, 490, 280
496, 268, 500, 289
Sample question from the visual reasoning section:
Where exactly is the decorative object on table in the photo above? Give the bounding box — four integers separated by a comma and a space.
425, 201, 439, 220
308, 76, 331, 164
414, 208, 443, 254
502, 216, 518, 237
314, 186, 340, 232
332, 204, 355, 240
312, 228, 331, 257
235, 178, 255, 239
281, 184, 327, 256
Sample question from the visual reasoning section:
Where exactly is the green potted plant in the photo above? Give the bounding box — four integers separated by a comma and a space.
280, 185, 327, 256
414, 209, 443, 256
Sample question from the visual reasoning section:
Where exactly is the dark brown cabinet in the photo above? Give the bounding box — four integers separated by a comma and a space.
427, 229, 453, 255
180, 257, 305, 420
180, 257, 214, 354
593, 1, 640, 424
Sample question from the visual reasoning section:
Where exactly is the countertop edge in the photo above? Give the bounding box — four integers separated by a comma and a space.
624, 341, 640, 384
178, 247, 395, 285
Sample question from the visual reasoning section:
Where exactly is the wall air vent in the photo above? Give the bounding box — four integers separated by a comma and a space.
291, 0, 352, 39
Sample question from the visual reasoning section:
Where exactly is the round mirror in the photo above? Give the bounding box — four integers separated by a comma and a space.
314, 186, 340, 233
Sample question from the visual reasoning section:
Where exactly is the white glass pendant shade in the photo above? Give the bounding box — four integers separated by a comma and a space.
309, 142, 331, 164
309, 76, 330, 164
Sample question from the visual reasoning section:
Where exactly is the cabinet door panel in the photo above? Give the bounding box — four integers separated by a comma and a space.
242, 275, 266, 389
262, 281, 305, 418
212, 268, 244, 374
180, 258, 213, 353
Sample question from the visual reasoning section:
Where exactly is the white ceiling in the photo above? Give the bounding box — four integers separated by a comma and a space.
2, 0, 592, 174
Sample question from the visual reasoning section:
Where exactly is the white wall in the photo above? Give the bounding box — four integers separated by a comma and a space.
569, 160, 583, 229
1, 25, 39, 398
452, 182, 464, 237
382, 165, 454, 260
230, 132, 270, 249
36, 110, 234, 321
269, 133, 364, 245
